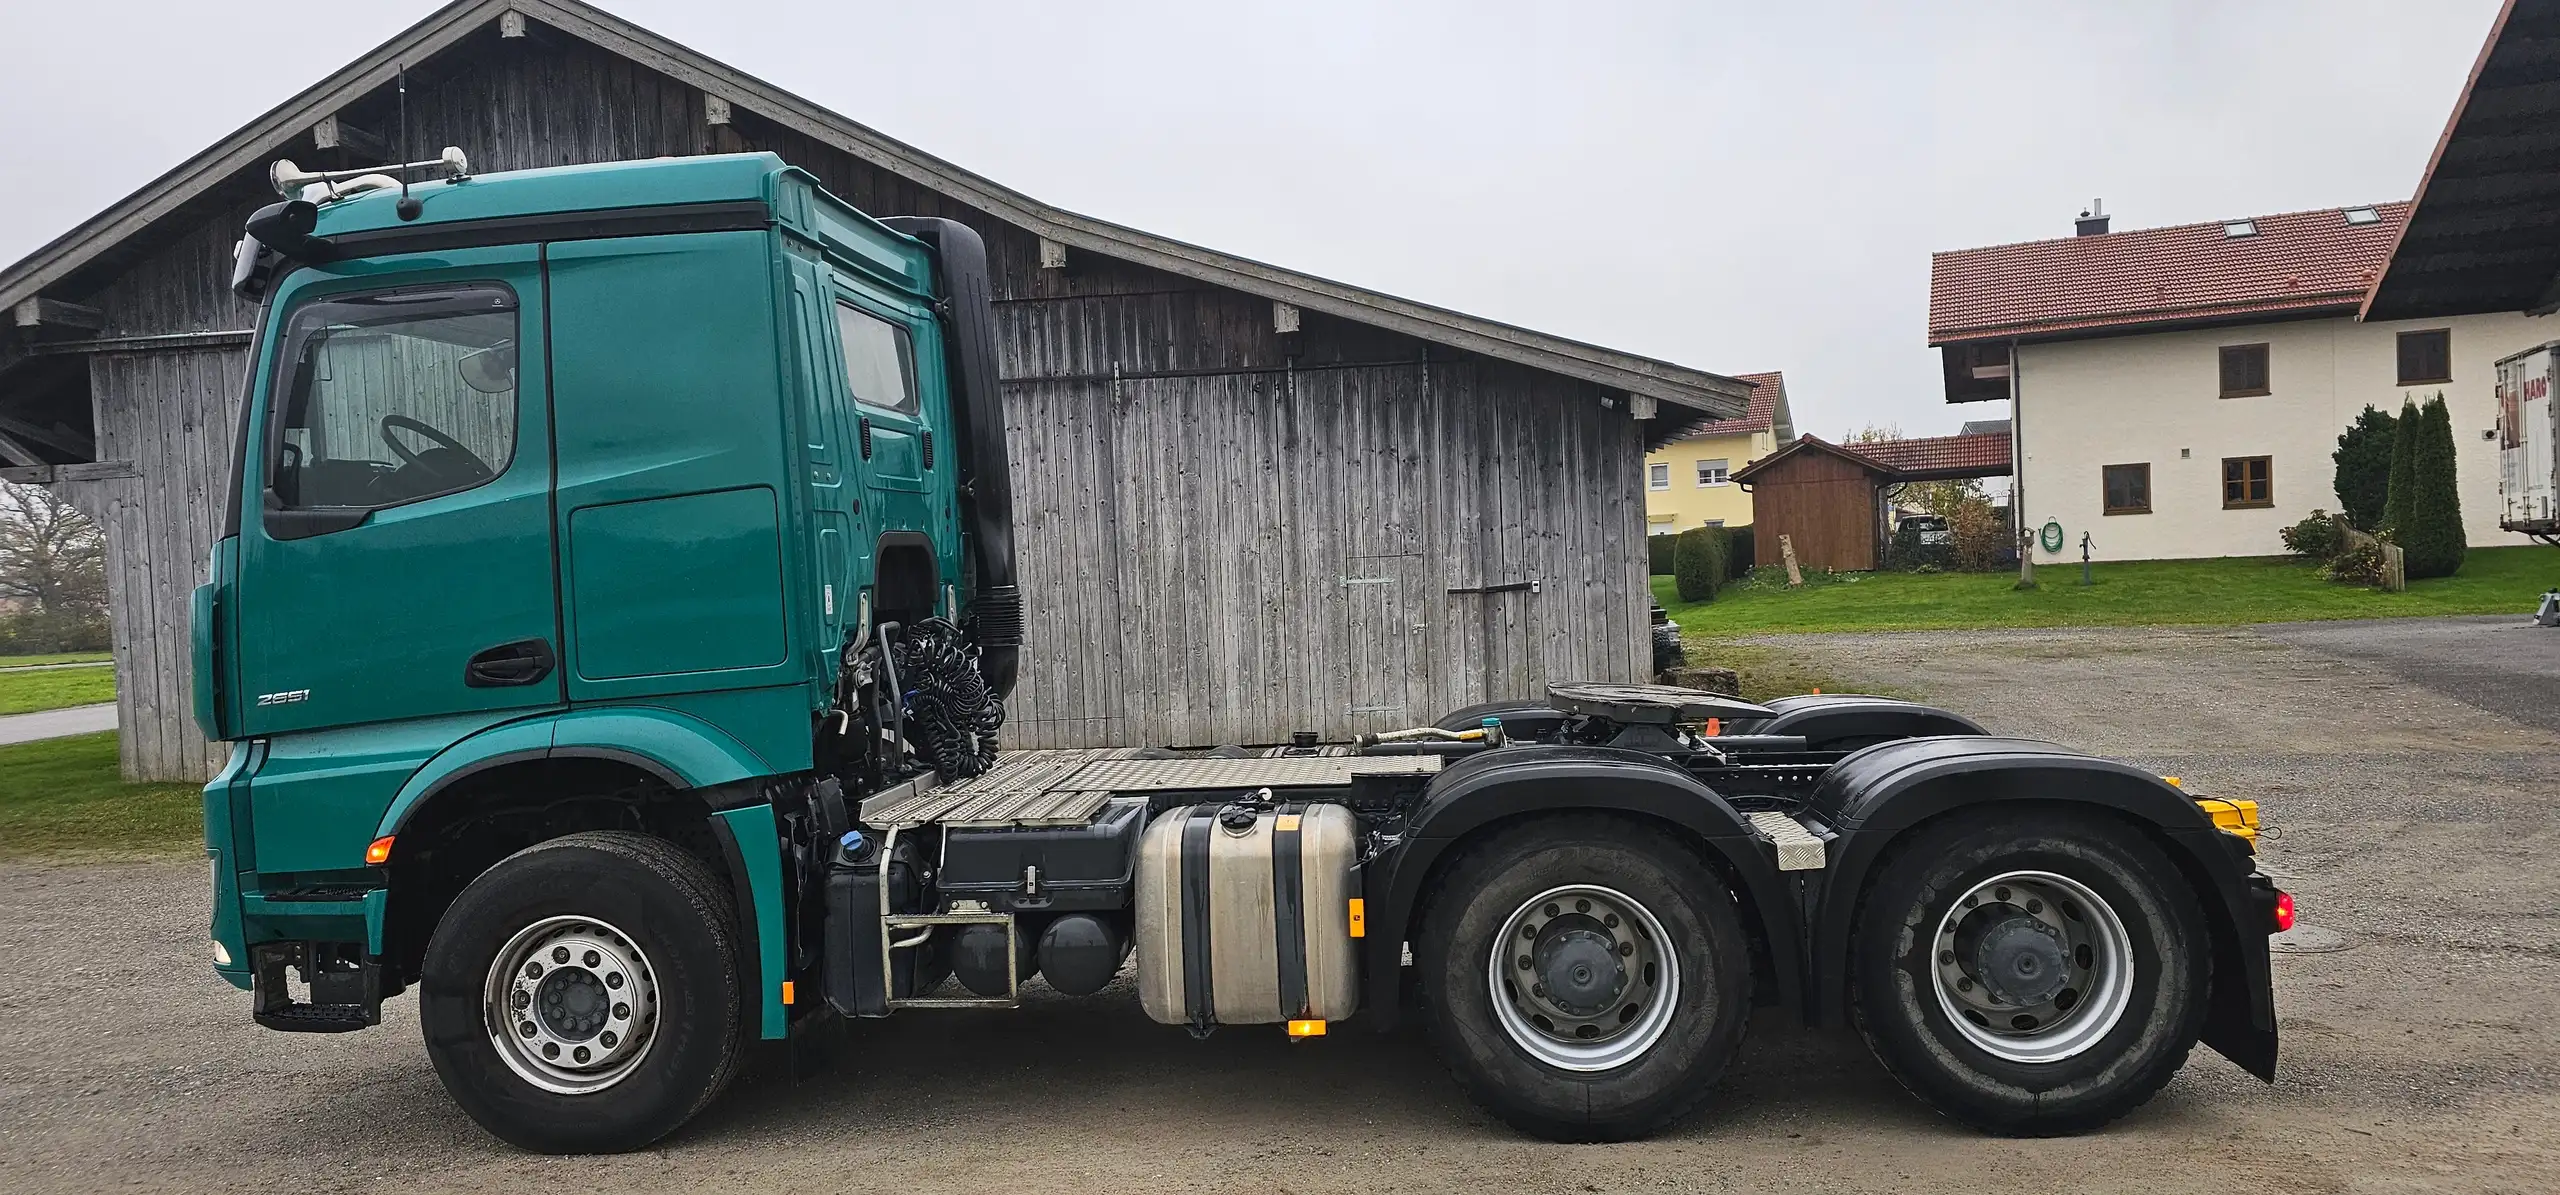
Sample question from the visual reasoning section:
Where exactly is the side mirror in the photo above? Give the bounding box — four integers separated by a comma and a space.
244, 200, 334, 264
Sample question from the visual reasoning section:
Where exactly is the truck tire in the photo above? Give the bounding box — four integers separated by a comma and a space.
1417, 816, 1750, 1142
418, 831, 746, 1153
1849, 807, 2208, 1135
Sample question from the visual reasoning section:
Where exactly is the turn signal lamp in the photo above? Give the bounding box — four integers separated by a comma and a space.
2273, 891, 2296, 933
364, 835, 396, 865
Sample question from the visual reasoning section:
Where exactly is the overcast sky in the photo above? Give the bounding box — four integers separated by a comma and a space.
0, 0, 2503, 436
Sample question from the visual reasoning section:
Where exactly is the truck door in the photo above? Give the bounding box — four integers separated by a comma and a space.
826, 285, 943, 547
233, 250, 559, 735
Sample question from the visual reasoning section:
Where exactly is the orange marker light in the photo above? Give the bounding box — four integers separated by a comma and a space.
781, 980, 796, 1006
2273, 891, 2296, 933
364, 836, 396, 866
1286, 1019, 1328, 1039
1346, 898, 1366, 938
1704, 717, 1722, 736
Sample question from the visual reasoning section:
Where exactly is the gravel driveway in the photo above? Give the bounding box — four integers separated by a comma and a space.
5, 620, 2556, 1193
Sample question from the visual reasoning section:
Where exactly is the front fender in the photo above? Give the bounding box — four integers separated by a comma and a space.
1801, 736, 2277, 1080
376, 705, 773, 837
1360, 745, 1801, 1029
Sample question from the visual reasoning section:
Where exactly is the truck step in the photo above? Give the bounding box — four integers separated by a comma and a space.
1745, 811, 1828, 871
252, 1002, 378, 1033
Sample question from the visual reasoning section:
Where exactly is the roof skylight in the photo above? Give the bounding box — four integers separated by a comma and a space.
2223, 220, 2258, 238
2343, 206, 2381, 225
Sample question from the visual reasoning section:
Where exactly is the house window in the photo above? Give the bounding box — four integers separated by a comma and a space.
2219, 343, 2270, 397
1647, 462, 1670, 491
2222, 456, 2272, 508
1701, 519, 1725, 528
2102, 463, 2151, 515
1695, 458, 1730, 486
2397, 329, 2451, 385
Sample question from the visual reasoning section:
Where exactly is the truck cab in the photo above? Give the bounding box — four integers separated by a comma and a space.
198, 151, 1016, 1032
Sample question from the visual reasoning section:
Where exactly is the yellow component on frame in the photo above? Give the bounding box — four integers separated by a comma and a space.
2194, 797, 2260, 842
1347, 898, 1366, 938
2161, 776, 2182, 788
1287, 1019, 1328, 1039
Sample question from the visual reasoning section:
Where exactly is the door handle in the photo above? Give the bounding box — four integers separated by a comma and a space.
464, 638, 556, 688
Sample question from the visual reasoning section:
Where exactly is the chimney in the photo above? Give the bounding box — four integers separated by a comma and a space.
2075, 199, 2110, 237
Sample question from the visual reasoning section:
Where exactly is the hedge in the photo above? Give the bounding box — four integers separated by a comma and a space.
1673, 526, 1725, 602
1648, 533, 1677, 576
2400, 396, 2466, 579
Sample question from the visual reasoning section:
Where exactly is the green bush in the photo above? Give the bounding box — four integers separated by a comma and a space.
1673, 526, 1725, 602
2332, 405, 2397, 531
1647, 534, 1677, 576
2280, 509, 2347, 561
2325, 538, 2389, 587
1727, 527, 1756, 581
2381, 397, 2420, 536
2401, 396, 2466, 579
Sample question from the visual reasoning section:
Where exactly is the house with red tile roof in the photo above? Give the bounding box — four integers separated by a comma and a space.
1930, 201, 2541, 561
1643, 371, 1796, 537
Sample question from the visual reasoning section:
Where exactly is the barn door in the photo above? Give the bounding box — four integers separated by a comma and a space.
1343, 554, 1425, 733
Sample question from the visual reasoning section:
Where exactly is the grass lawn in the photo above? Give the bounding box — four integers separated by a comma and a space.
0, 651, 111, 669
0, 732, 202, 858
0, 665, 118, 716
1656, 544, 2560, 636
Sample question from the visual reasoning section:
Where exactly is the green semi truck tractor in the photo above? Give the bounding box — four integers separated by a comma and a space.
198, 150, 2290, 1153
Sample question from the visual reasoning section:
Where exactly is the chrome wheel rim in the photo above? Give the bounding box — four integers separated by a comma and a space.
483, 915, 660, 1095
1486, 884, 1680, 1072
1929, 869, 2134, 1064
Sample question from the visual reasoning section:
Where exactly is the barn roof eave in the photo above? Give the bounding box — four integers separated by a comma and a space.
0, 0, 1750, 421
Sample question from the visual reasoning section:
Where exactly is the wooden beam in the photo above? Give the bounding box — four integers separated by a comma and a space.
11, 297, 102, 332
312, 114, 388, 159
0, 429, 45, 469
1272, 301, 1301, 334
1037, 237, 1068, 270
499, 9, 529, 37
704, 93, 733, 126
0, 412, 94, 459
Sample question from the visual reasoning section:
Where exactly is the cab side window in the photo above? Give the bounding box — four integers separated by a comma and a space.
268, 284, 519, 511
832, 301, 918, 413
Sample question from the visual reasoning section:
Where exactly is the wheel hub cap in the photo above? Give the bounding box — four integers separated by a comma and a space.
1534, 922, 1627, 1017
1486, 884, 1682, 1072
483, 917, 660, 1095
1929, 870, 2136, 1064
1971, 915, 2068, 1006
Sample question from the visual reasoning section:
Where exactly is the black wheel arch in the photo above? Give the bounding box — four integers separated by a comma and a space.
1359, 745, 1802, 1030
1739, 694, 1987, 748
1802, 736, 2278, 1080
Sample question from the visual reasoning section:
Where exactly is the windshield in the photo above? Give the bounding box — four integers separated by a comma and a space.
266, 285, 519, 511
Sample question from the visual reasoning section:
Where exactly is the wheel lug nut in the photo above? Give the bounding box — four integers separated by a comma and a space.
1993, 887, 2011, 903
1618, 943, 1633, 957
601, 1031, 619, 1048
1957, 978, 1974, 992
1575, 899, 1591, 914
607, 972, 624, 988
1939, 950, 1956, 965
1544, 903, 1560, 918
552, 947, 570, 964
613, 1003, 630, 1019
584, 950, 601, 967
1518, 956, 1533, 970
1603, 914, 1618, 928
2027, 899, 2043, 914
525, 961, 542, 978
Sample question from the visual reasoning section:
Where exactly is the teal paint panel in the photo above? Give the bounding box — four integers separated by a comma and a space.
243, 710, 521, 874
646, 686, 816, 777
310, 153, 786, 241
713, 804, 790, 1039
568, 487, 787, 681
547, 230, 807, 707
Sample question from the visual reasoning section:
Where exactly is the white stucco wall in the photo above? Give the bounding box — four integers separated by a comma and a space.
2010, 312, 2552, 562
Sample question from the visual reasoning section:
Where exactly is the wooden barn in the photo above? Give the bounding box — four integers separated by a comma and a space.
0, 0, 1747, 781
1732, 433, 2011, 572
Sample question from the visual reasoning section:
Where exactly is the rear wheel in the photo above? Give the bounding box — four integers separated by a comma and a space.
1850, 808, 2207, 1135
1418, 817, 1750, 1141
419, 831, 746, 1153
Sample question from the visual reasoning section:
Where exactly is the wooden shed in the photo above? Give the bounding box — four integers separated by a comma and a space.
1732, 436, 1894, 571
1733, 432, 2014, 572
0, 0, 1749, 780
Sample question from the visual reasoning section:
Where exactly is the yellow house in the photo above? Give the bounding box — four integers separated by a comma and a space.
1645, 371, 1794, 535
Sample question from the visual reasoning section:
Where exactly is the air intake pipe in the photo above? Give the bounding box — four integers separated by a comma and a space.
880, 217, 1021, 698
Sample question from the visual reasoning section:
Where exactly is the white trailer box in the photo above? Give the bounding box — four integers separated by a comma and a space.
2495, 342, 2559, 537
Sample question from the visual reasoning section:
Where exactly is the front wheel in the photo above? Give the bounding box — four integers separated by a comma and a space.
419, 831, 746, 1153
1850, 808, 2209, 1135
1417, 816, 1751, 1141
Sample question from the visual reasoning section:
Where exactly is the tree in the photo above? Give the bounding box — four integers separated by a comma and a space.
2400, 395, 2467, 579
1672, 526, 1726, 603
0, 482, 105, 616
2380, 397, 2421, 536
2330, 404, 2397, 530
